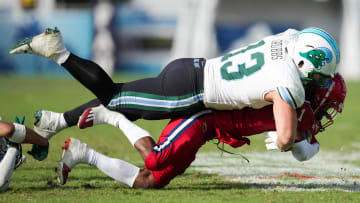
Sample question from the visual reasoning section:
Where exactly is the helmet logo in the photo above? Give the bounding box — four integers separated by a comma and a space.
299, 47, 333, 70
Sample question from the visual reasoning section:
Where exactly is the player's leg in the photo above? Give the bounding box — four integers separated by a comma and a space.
61, 53, 117, 105
140, 111, 215, 189
77, 105, 154, 148
132, 168, 156, 189
78, 105, 156, 160
10, 30, 206, 120
63, 99, 102, 127
57, 137, 157, 189
127, 156, 205, 189
77, 105, 213, 168
34, 98, 101, 140
145, 155, 198, 189
57, 109, 213, 189
145, 110, 213, 171
106, 58, 206, 120
57, 137, 141, 188
74, 58, 207, 121
10, 27, 118, 105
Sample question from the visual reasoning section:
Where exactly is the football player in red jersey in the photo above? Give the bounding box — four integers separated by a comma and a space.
56, 73, 346, 189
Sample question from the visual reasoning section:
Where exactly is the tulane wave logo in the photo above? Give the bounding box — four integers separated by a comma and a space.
300, 47, 333, 70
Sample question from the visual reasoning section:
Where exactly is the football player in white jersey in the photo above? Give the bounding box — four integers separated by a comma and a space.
0, 117, 49, 192
10, 27, 340, 151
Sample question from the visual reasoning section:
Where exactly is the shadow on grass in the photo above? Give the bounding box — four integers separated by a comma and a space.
9, 171, 360, 192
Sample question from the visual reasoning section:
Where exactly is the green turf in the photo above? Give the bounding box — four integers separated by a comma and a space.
0, 75, 359, 202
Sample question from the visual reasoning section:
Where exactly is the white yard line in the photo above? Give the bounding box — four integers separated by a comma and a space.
191, 150, 360, 191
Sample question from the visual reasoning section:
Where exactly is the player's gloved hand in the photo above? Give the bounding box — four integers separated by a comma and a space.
264, 131, 280, 150
27, 144, 49, 161
14, 115, 49, 161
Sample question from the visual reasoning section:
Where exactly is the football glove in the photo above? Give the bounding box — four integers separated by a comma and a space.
264, 131, 280, 150
27, 144, 49, 161
13, 115, 49, 161
14, 115, 25, 125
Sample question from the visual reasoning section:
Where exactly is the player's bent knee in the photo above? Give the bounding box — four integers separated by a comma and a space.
132, 168, 156, 189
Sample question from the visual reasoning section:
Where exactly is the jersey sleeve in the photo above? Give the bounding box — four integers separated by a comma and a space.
276, 86, 305, 109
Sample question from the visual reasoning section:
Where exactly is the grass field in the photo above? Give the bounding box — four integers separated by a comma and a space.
0, 75, 360, 202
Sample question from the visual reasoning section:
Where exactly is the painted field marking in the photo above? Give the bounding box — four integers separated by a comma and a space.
191, 150, 360, 191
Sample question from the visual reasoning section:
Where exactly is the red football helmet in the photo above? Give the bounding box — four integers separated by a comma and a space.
311, 73, 346, 131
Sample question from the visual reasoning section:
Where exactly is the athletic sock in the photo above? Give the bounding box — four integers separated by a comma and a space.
85, 147, 139, 187
91, 105, 152, 146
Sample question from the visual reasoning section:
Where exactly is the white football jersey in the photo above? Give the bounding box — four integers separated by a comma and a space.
203, 29, 304, 110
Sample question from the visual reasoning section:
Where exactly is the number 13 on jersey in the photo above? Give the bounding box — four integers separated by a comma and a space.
220, 40, 265, 81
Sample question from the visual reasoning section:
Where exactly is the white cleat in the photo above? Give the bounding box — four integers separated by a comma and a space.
57, 138, 87, 185
9, 27, 70, 64
34, 110, 68, 140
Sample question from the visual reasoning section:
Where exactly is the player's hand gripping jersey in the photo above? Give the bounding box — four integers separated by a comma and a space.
203, 29, 304, 110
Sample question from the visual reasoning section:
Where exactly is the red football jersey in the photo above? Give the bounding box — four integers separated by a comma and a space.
212, 102, 319, 148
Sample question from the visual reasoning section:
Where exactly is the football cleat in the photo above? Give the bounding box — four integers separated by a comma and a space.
57, 138, 87, 185
78, 108, 95, 129
34, 110, 67, 140
78, 105, 107, 129
9, 27, 69, 64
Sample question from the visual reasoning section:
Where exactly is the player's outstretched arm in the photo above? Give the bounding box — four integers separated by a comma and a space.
0, 120, 48, 146
0, 118, 49, 161
264, 91, 297, 151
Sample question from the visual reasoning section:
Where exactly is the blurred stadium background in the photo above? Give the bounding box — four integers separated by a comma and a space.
0, 0, 359, 79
